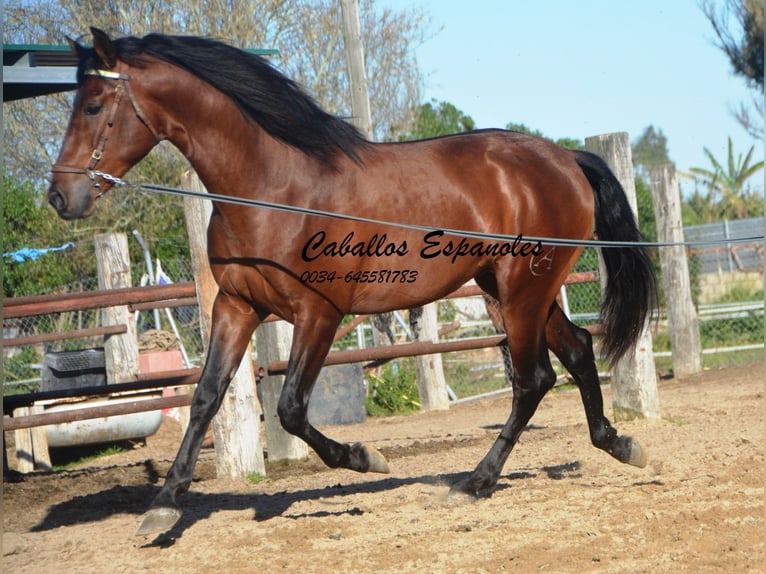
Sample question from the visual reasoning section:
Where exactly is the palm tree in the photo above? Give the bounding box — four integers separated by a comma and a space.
685, 137, 764, 220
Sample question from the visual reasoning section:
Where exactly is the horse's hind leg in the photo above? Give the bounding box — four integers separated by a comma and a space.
453, 301, 556, 497
545, 303, 646, 467
137, 293, 262, 535
277, 310, 390, 474
482, 293, 513, 386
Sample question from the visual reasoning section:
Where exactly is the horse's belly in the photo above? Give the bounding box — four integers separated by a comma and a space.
208, 218, 548, 317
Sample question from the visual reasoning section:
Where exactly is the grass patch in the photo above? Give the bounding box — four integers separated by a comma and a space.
366, 359, 421, 417
247, 472, 270, 485
50, 442, 132, 470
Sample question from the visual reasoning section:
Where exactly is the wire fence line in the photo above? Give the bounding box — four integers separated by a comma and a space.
3, 224, 763, 392
686, 217, 764, 274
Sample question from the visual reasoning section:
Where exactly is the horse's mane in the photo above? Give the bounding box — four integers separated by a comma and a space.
80, 32, 369, 165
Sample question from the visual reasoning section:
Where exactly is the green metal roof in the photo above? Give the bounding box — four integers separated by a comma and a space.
3, 44, 278, 102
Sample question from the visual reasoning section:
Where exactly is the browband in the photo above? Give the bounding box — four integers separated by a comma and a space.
84, 69, 125, 80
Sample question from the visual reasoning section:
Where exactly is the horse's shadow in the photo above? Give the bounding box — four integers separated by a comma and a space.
21, 465, 501, 536
27, 458, 581, 547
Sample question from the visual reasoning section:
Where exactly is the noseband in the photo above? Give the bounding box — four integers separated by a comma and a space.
51, 68, 161, 197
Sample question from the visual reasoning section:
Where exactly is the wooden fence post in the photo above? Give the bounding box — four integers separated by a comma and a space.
650, 163, 703, 378
340, 0, 373, 139
95, 233, 138, 383
181, 171, 265, 478
414, 303, 450, 411
255, 321, 309, 462
13, 405, 52, 472
584, 133, 660, 420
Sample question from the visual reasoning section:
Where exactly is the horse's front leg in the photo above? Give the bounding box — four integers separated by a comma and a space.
137, 293, 261, 535
277, 311, 390, 474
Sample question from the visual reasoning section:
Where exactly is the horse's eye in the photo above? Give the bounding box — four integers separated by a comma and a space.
84, 104, 103, 116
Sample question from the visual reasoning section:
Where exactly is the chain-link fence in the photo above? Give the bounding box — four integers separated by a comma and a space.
2, 242, 204, 393
670, 217, 764, 370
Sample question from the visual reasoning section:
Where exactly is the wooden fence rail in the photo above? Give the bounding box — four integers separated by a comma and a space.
2, 271, 600, 433
3, 282, 197, 318
3, 271, 598, 321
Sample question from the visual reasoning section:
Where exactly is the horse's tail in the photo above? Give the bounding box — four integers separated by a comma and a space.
574, 150, 657, 366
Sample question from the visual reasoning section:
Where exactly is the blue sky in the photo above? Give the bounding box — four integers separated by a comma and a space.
381, 0, 762, 192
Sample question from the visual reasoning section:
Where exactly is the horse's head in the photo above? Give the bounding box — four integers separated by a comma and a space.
48, 28, 161, 219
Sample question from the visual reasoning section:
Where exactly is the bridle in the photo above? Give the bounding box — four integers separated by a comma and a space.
50, 68, 161, 197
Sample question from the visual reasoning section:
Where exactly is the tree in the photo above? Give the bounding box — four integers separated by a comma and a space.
632, 125, 672, 180
685, 137, 764, 221
399, 99, 476, 141
505, 122, 583, 150
700, 0, 764, 138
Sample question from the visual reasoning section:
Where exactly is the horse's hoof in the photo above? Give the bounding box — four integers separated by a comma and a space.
136, 507, 182, 536
626, 438, 647, 468
365, 446, 390, 474
349, 442, 390, 473
447, 474, 494, 502
613, 436, 647, 468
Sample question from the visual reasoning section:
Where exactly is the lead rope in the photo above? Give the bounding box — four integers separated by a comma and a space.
86, 170, 764, 250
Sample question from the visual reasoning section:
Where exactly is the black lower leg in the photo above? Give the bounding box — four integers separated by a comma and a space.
455, 361, 556, 496
140, 295, 260, 532
275, 313, 391, 475
547, 305, 646, 467
278, 384, 389, 473
151, 379, 227, 508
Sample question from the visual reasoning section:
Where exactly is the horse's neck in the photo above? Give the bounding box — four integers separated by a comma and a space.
140, 62, 345, 202
159, 85, 315, 199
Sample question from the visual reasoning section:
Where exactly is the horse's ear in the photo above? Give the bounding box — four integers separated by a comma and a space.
91, 27, 117, 68
66, 36, 85, 58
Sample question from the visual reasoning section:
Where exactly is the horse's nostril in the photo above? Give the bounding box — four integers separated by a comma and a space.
48, 190, 67, 212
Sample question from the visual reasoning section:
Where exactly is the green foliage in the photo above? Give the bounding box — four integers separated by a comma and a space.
2, 175, 80, 297
438, 300, 456, 322
3, 347, 41, 389
399, 99, 476, 141
442, 358, 506, 398
701, 315, 764, 346
2, 162, 190, 298
683, 137, 764, 223
715, 285, 764, 303
632, 125, 671, 179
505, 122, 584, 150
366, 359, 420, 416
247, 472, 270, 485
505, 123, 585, 149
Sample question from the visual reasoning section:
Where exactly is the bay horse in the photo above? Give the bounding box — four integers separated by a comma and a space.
49, 28, 655, 535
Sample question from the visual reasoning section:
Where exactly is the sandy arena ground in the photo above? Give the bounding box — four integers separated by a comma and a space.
3, 363, 763, 573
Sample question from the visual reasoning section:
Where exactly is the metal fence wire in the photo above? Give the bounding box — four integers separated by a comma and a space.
686, 217, 764, 274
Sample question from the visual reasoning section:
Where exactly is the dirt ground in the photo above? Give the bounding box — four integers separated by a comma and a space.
3, 364, 764, 573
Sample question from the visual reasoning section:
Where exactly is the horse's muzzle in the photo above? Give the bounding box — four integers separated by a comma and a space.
48, 189, 68, 213
47, 181, 95, 220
